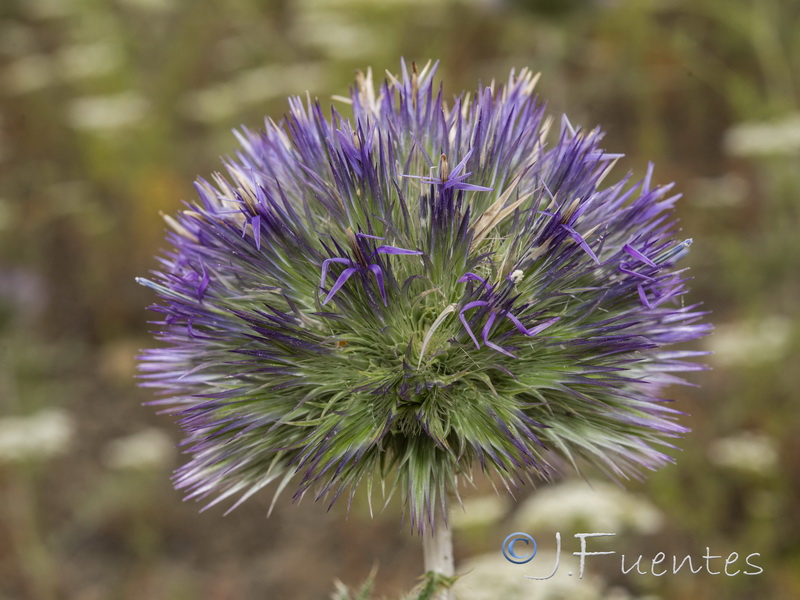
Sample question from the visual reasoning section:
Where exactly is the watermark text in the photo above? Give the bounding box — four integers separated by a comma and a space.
501, 532, 763, 579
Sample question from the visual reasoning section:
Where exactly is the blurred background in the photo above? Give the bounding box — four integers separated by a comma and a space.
0, 0, 798, 598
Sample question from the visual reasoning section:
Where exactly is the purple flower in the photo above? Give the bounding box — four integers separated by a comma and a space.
138, 61, 709, 533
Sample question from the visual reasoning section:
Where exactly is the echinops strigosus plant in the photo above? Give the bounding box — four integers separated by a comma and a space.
138, 60, 709, 597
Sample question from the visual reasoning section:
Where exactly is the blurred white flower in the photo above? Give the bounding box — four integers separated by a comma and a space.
292, 12, 378, 59
56, 42, 122, 81
235, 64, 328, 105
689, 172, 748, 209
103, 428, 174, 470
454, 551, 604, 600
513, 480, 664, 535
182, 84, 239, 123
0, 22, 39, 57
706, 317, 792, 367
118, 0, 175, 11
452, 495, 508, 529
67, 92, 150, 131
0, 198, 11, 230
3, 54, 57, 94
182, 63, 328, 123
605, 589, 660, 600
0, 408, 73, 463
708, 432, 778, 475
299, 0, 447, 7
0, 114, 8, 163
23, 0, 79, 19
723, 113, 800, 157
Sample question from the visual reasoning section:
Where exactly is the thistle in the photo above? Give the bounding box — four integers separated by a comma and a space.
138, 61, 708, 580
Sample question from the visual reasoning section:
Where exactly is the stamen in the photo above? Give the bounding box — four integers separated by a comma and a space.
440, 154, 449, 182
346, 227, 368, 265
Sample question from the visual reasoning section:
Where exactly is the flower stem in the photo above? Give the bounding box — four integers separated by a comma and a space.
422, 503, 454, 600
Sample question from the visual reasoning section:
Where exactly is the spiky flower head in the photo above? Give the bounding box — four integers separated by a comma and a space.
138, 61, 709, 533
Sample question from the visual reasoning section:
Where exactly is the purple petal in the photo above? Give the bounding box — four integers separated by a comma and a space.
458, 300, 489, 349
367, 264, 387, 306
373, 245, 423, 256
524, 316, 560, 336
623, 243, 657, 267
561, 224, 599, 264
322, 267, 357, 305
320, 257, 352, 288
251, 215, 262, 250
448, 148, 474, 179
481, 311, 497, 345
619, 264, 655, 281
457, 272, 487, 284
637, 284, 653, 309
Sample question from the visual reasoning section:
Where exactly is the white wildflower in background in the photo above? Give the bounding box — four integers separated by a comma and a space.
182, 63, 328, 123
56, 42, 122, 81
67, 92, 150, 131
292, 12, 378, 59
0, 22, 38, 57
606, 590, 661, 600
22, 0, 78, 19
451, 495, 508, 529
708, 432, 778, 475
723, 113, 800, 157
0, 114, 8, 164
42, 181, 94, 219
0, 409, 73, 463
103, 428, 174, 470
513, 480, 664, 535
454, 551, 604, 600
689, 173, 748, 209
0, 198, 11, 230
2, 54, 57, 95
235, 64, 328, 105
706, 317, 792, 367
181, 84, 240, 123
118, 0, 175, 12
298, 0, 449, 8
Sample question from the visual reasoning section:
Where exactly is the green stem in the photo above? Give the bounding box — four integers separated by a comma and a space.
422, 502, 454, 600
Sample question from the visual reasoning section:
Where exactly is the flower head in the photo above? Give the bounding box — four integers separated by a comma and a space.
138, 61, 709, 533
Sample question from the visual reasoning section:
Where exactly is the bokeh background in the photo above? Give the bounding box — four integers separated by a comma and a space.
1, 0, 798, 598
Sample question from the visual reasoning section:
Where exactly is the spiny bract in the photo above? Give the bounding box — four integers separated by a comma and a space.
138, 61, 709, 533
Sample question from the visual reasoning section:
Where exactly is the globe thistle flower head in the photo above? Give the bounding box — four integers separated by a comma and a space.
138, 61, 710, 533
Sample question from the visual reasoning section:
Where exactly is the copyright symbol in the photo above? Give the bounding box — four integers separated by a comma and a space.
502, 532, 537, 564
